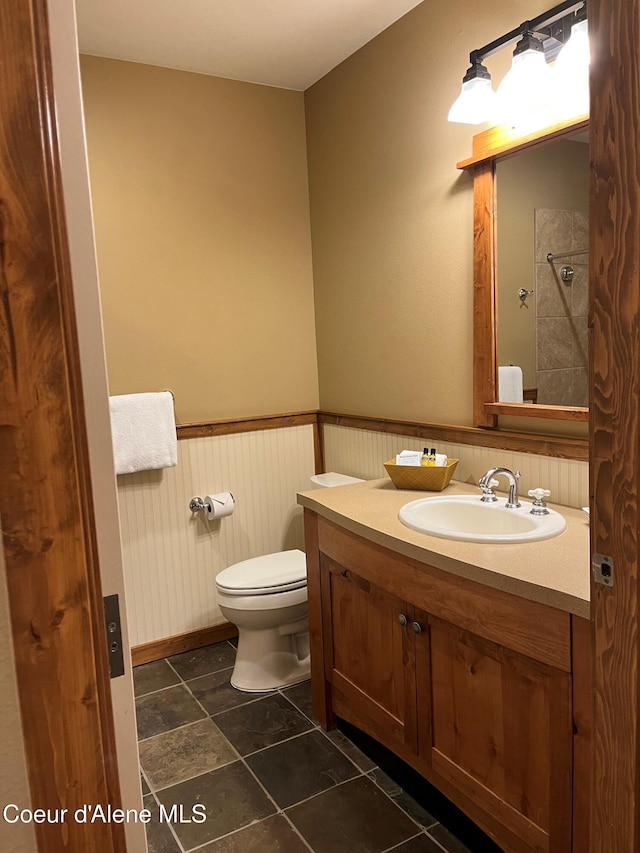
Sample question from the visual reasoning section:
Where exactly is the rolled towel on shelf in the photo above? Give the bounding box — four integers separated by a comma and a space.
109, 391, 177, 475
498, 365, 524, 404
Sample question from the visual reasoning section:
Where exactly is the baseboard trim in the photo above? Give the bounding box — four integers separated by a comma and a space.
131, 623, 238, 667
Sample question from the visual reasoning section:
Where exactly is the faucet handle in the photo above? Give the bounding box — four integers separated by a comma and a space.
528, 488, 551, 515
479, 478, 499, 502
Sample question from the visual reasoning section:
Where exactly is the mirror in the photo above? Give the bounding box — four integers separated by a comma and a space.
457, 116, 589, 427
497, 135, 589, 408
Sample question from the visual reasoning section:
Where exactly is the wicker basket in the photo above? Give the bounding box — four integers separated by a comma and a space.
383, 458, 459, 491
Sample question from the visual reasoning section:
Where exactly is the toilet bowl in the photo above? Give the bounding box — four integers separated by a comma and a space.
216, 550, 310, 692
216, 472, 364, 692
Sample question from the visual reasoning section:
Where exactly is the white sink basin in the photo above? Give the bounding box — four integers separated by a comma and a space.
399, 495, 566, 543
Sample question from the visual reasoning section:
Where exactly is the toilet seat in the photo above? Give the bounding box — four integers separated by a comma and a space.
215, 549, 307, 596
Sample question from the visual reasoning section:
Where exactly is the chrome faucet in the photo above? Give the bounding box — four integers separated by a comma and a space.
479, 467, 521, 508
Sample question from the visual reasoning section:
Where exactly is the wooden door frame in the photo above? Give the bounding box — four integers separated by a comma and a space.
0, 2, 124, 850
590, 0, 640, 849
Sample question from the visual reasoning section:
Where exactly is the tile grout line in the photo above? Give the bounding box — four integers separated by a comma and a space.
137, 713, 210, 745
208, 678, 397, 850
290, 712, 445, 841
276, 684, 319, 724
238, 723, 318, 760
139, 765, 153, 798
380, 831, 428, 852
422, 831, 453, 853
236, 753, 317, 852
182, 810, 315, 853
178, 676, 245, 757
149, 755, 240, 795
279, 811, 316, 853
365, 767, 441, 835
315, 725, 379, 773
177, 671, 316, 849
135, 654, 239, 694
143, 667, 243, 853
134, 680, 183, 701
140, 656, 242, 840
138, 648, 271, 850
208, 690, 281, 717
164, 656, 236, 687
145, 786, 188, 853
281, 773, 368, 811
137, 665, 271, 744
139, 652, 454, 852
306, 722, 444, 842
174, 666, 358, 851
159, 660, 318, 852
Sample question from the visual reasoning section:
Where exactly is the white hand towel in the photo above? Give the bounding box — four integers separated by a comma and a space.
498, 365, 524, 403
109, 391, 177, 475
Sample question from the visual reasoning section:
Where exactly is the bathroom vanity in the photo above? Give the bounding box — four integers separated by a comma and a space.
298, 479, 591, 853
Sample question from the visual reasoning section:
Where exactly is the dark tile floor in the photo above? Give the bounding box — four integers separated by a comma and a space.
134, 640, 503, 853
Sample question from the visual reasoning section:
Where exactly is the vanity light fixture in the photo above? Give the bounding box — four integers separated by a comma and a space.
448, 0, 588, 128
447, 54, 498, 125
554, 5, 590, 118
495, 32, 554, 131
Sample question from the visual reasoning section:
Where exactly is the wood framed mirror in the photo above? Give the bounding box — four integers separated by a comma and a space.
458, 115, 589, 428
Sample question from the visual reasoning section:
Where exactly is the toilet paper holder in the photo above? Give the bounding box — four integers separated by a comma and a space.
189, 492, 235, 517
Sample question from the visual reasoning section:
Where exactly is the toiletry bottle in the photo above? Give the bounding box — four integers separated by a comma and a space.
428, 448, 437, 467
421, 447, 429, 466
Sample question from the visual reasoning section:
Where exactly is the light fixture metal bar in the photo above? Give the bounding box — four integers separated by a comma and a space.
470, 0, 586, 64
528, 0, 585, 34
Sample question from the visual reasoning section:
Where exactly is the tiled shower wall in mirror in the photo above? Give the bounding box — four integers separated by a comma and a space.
535, 208, 589, 407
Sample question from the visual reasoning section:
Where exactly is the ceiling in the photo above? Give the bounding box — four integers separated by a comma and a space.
75, 0, 424, 91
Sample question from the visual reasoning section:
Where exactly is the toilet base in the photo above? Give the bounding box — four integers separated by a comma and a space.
231, 625, 310, 692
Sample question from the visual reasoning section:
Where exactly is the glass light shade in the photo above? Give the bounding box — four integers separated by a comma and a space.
496, 48, 554, 132
553, 19, 590, 119
447, 76, 497, 125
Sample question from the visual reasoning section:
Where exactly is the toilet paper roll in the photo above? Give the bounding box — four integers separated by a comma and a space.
204, 492, 235, 520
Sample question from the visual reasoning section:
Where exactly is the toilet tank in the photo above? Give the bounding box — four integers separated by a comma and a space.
309, 472, 364, 488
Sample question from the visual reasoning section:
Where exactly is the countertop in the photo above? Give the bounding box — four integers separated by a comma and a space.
297, 478, 590, 619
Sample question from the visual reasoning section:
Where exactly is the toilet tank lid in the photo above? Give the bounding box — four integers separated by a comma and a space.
216, 549, 306, 594
310, 472, 364, 487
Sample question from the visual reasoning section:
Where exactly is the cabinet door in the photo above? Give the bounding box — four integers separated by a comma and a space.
320, 554, 417, 753
419, 614, 572, 853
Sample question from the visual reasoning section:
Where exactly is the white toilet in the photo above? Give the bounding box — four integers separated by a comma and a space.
216, 472, 364, 692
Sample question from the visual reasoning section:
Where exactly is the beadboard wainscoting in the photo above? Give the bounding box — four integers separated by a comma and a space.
322, 424, 589, 509
117, 424, 316, 647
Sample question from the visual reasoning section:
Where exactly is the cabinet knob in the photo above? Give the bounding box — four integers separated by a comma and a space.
412, 621, 423, 634
398, 614, 408, 626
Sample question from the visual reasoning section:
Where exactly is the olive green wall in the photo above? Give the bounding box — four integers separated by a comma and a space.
81, 56, 319, 423
304, 0, 574, 429
82, 0, 587, 438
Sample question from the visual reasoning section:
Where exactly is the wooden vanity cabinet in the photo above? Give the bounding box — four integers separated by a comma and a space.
320, 555, 418, 753
305, 511, 589, 853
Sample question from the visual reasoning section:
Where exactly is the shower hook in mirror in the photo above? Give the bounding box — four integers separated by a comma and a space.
518, 287, 534, 305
